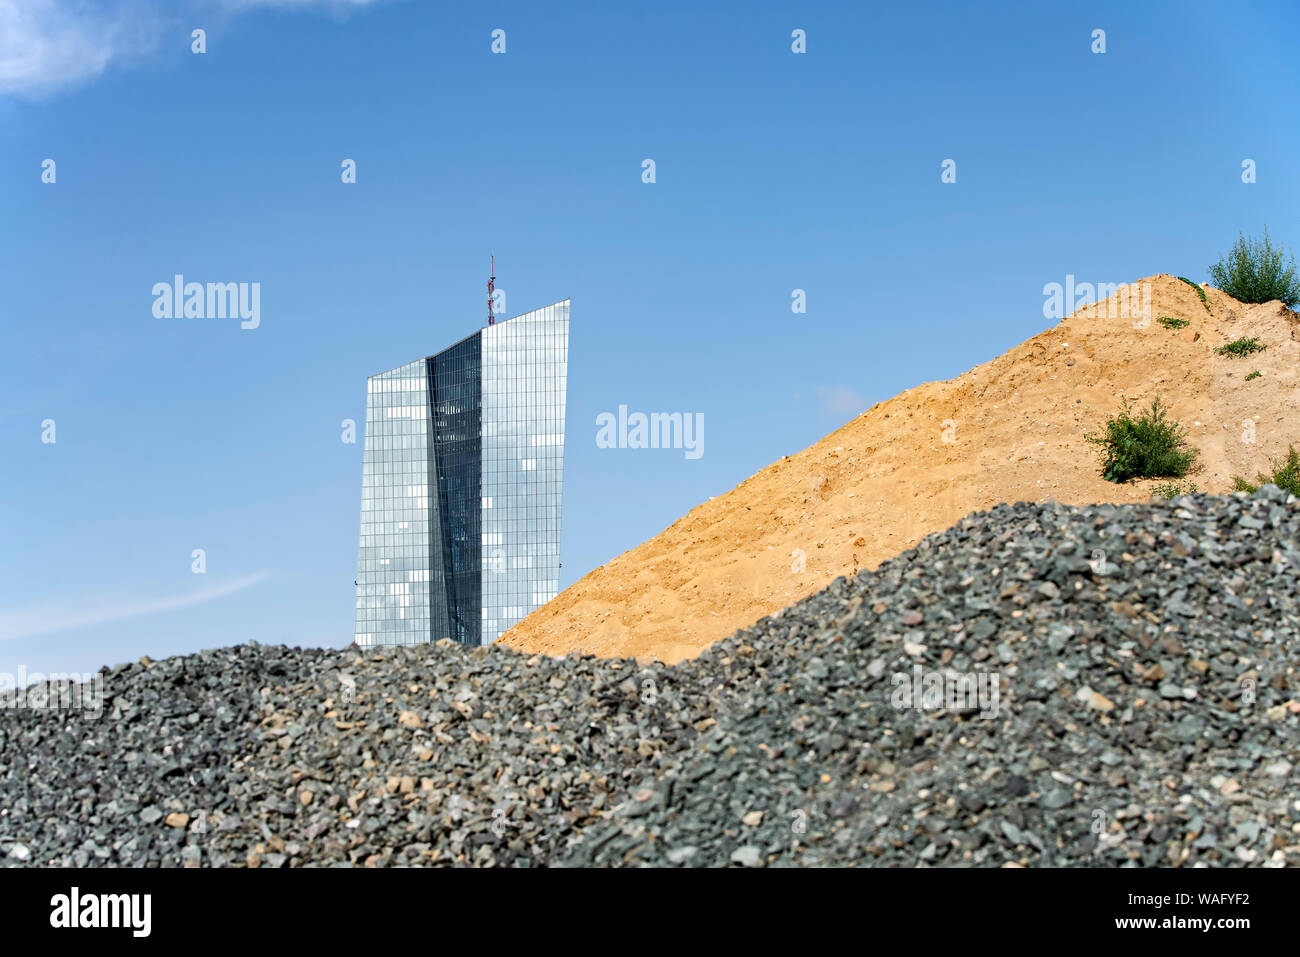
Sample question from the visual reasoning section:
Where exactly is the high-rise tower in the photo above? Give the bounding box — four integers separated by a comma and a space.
354, 299, 569, 647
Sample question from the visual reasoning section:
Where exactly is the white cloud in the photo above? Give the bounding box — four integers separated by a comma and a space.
0, 0, 390, 99
816, 385, 869, 418
0, 0, 151, 98
0, 571, 270, 641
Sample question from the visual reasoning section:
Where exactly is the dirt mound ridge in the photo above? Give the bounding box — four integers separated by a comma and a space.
503, 275, 1300, 663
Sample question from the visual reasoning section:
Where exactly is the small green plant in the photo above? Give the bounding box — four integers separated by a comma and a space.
1152, 479, 1198, 499
1207, 227, 1300, 307
1216, 336, 1265, 358
1087, 396, 1199, 484
1232, 445, 1300, 496
1177, 276, 1209, 304
1245, 370, 1262, 381
1157, 315, 1189, 330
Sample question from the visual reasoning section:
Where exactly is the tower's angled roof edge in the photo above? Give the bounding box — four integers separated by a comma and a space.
366, 298, 570, 380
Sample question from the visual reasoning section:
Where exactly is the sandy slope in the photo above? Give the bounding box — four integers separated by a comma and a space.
502, 275, 1300, 663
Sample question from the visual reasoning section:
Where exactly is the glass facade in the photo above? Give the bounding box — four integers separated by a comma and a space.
355, 359, 436, 646
428, 333, 482, 646
355, 300, 569, 648
480, 301, 568, 643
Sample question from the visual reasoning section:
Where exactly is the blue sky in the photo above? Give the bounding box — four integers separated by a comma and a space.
2, 0, 1298, 678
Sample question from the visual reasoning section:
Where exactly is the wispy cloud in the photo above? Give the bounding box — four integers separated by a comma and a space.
816, 385, 869, 419
0, 572, 270, 641
0, 0, 155, 98
0, 0, 390, 99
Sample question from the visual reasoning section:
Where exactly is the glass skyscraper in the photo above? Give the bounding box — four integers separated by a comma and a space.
354, 300, 569, 648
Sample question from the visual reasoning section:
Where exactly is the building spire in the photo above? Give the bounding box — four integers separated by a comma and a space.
487, 255, 495, 326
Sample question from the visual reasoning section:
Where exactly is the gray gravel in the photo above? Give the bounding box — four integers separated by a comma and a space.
2, 488, 1298, 867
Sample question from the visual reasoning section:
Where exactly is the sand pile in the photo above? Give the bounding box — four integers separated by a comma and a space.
502, 276, 1300, 663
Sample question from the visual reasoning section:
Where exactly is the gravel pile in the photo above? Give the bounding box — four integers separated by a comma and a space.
2, 489, 1298, 867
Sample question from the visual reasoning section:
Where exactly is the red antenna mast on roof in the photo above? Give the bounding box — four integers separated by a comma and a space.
487, 255, 496, 326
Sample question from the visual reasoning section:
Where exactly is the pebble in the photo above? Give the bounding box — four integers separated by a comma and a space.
730, 846, 762, 867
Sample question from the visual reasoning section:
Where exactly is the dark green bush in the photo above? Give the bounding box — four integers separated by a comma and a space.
1216, 336, 1265, 358
1233, 446, 1300, 497
1207, 227, 1300, 307
1157, 315, 1189, 330
1087, 397, 1198, 483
